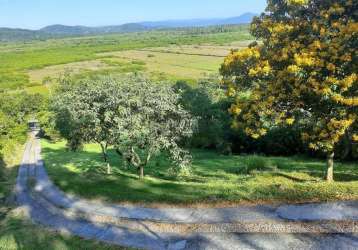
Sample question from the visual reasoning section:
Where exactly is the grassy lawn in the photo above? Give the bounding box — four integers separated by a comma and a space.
0, 211, 130, 250
41, 140, 358, 206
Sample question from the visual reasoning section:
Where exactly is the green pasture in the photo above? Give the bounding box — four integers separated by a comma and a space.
41, 140, 358, 206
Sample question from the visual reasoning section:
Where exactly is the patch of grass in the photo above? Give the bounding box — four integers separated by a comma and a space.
24, 85, 50, 95
41, 140, 358, 206
72, 63, 146, 80
131, 60, 146, 66
239, 155, 277, 174
140, 42, 252, 57
0, 143, 23, 202
0, 211, 130, 250
27, 59, 110, 84
102, 49, 224, 79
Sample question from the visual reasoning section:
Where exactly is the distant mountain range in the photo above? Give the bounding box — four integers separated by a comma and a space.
140, 13, 256, 28
0, 13, 257, 41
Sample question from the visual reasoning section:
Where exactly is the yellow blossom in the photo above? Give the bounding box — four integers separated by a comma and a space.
249, 68, 259, 77
230, 105, 242, 115
287, 65, 300, 73
326, 63, 336, 71
353, 134, 358, 142
251, 133, 260, 139
286, 0, 308, 5
286, 118, 295, 125
294, 53, 316, 67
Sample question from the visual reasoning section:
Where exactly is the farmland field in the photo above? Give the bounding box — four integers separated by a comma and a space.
27, 44, 230, 85
0, 25, 252, 93
24, 41, 252, 89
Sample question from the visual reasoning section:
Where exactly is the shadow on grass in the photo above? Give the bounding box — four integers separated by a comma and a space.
41, 145, 255, 204
0, 214, 128, 250
40, 141, 358, 205
272, 156, 358, 182
273, 172, 310, 183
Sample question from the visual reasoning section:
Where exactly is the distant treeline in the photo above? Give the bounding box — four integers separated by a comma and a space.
0, 24, 250, 42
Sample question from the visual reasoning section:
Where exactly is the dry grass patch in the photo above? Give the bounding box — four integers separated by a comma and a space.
140, 42, 252, 57
27, 59, 112, 84
100, 50, 223, 79
25, 40, 253, 85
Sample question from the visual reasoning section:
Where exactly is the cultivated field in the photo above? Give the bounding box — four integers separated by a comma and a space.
28, 59, 110, 83
0, 25, 252, 93
27, 42, 251, 86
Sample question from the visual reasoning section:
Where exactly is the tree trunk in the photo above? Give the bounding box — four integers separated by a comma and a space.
341, 131, 352, 160
130, 147, 144, 179
106, 163, 111, 175
100, 143, 111, 175
139, 166, 144, 179
326, 152, 334, 182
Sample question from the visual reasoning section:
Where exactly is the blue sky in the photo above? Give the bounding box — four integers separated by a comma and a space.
0, 0, 267, 29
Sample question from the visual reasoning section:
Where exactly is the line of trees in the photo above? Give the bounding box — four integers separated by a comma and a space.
0, 91, 46, 176
46, 71, 357, 182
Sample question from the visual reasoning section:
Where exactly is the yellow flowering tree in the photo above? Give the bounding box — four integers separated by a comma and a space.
221, 0, 357, 182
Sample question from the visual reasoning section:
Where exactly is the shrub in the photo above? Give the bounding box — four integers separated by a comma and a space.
258, 126, 305, 156
240, 155, 276, 174
174, 78, 232, 152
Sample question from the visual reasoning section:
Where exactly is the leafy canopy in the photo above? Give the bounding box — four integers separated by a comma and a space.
221, 0, 357, 153
52, 76, 121, 151
51, 75, 196, 177
112, 76, 196, 176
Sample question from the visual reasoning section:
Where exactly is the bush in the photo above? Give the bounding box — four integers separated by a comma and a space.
175, 79, 308, 158
240, 155, 276, 174
66, 137, 83, 152
258, 126, 305, 156
174, 78, 232, 152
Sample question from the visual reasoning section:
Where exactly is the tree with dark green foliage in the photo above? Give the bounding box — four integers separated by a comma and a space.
0, 91, 45, 171
51, 75, 196, 178
112, 76, 196, 179
51, 77, 122, 174
174, 78, 233, 154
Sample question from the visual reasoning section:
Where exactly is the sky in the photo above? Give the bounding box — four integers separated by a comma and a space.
0, 0, 267, 30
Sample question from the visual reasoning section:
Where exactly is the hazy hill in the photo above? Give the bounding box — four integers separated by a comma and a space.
141, 12, 257, 28
39, 23, 150, 35
0, 13, 257, 41
40, 24, 93, 35
0, 28, 45, 41
217, 13, 257, 25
